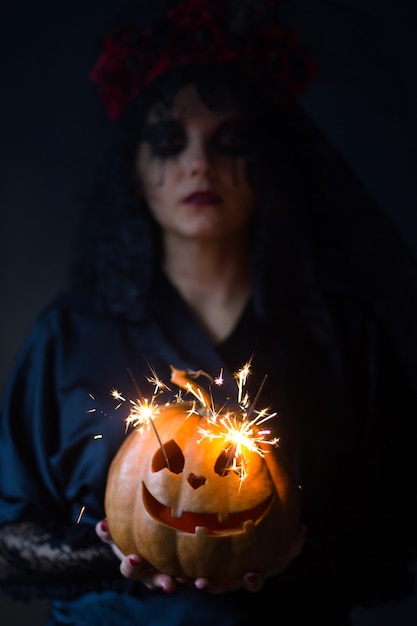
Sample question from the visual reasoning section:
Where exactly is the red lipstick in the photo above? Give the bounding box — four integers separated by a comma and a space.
183, 191, 221, 206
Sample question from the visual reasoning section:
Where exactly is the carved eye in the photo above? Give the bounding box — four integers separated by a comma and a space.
152, 439, 185, 474
214, 445, 246, 478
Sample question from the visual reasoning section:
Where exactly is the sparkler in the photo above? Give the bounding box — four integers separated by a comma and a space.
106, 363, 280, 484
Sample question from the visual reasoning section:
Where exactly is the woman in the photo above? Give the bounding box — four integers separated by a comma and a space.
0, 1, 416, 624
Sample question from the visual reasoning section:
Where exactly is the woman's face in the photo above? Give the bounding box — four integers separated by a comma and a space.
135, 84, 256, 241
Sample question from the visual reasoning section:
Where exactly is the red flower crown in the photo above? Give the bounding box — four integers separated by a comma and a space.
89, 0, 316, 121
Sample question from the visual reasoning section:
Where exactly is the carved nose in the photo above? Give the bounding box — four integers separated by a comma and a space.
187, 473, 207, 489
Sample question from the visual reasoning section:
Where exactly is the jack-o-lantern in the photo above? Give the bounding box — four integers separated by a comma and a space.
105, 366, 300, 579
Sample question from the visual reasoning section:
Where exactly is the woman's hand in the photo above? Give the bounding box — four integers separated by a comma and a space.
96, 519, 307, 595
95, 519, 177, 593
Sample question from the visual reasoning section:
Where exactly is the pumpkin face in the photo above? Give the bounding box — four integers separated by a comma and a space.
105, 401, 300, 579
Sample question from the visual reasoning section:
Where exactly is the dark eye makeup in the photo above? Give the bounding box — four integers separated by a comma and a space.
213, 118, 253, 157
142, 119, 186, 158
142, 117, 253, 159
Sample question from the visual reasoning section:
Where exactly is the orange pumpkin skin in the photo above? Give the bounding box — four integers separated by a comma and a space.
105, 402, 300, 579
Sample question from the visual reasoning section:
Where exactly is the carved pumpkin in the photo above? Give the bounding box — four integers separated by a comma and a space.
104, 368, 300, 579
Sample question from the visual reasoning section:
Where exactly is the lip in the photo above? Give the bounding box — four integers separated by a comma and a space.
183, 191, 222, 206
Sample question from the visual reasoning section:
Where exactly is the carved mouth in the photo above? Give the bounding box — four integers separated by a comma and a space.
142, 482, 272, 535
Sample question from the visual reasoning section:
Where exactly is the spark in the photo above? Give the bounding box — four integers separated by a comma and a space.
253, 407, 277, 424
111, 388, 125, 402
76, 506, 86, 524
146, 365, 171, 395
214, 368, 224, 386
126, 395, 171, 470
93, 434, 103, 439
183, 401, 200, 419
199, 408, 279, 484
127, 397, 161, 431
199, 410, 279, 459
235, 361, 252, 405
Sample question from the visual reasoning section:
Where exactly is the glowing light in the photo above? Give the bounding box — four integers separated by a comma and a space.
111, 388, 125, 402
146, 366, 171, 395
76, 506, 86, 524
235, 361, 251, 406
199, 410, 279, 458
214, 368, 224, 386
127, 397, 161, 431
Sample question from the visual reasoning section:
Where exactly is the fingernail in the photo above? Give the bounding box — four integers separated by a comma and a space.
129, 556, 139, 567
100, 519, 108, 532
194, 580, 207, 590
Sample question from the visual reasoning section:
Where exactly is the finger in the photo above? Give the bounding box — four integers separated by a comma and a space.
120, 554, 145, 579
120, 555, 176, 593
110, 541, 125, 561
152, 572, 176, 594
95, 518, 112, 544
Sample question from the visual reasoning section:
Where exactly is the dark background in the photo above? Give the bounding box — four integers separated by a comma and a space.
1, 1, 416, 623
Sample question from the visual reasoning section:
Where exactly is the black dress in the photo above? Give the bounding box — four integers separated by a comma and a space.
1, 267, 416, 625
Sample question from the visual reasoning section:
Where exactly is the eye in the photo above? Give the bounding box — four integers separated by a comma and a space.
214, 119, 252, 157
143, 120, 185, 157
214, 445, 246, 478
152, 439, 185, 474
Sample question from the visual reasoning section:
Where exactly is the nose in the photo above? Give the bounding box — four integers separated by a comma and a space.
186, 138, 213, 177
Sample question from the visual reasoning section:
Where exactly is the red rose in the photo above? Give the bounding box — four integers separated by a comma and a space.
89, 28, 170, 120
89, 1, 316, 121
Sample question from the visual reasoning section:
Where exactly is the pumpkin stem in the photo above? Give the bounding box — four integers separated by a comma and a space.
170, 365, 212, 408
